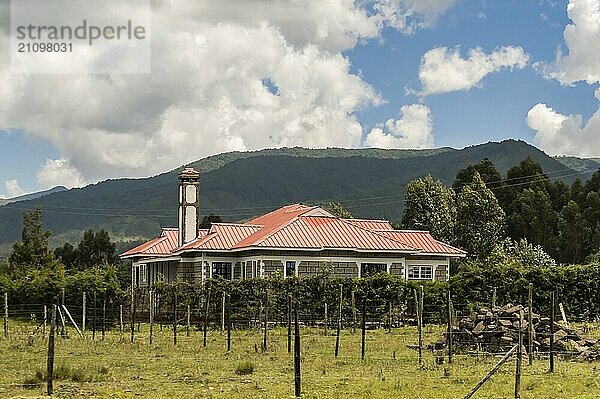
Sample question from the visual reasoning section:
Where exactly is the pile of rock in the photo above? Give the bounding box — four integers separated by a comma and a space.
433, 303, 600, 361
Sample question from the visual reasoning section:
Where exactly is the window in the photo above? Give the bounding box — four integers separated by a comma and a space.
361, 263, 387, 277
212, 262, 232, 280
140, 264, 148, 284
285, 261, 296, 277
408, 266, 433, 280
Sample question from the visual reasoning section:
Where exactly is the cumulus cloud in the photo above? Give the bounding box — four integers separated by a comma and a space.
375, 0, 456, 34
37, 158, 85, 189
365, 104, 433, 149
0, 0, 459, 185
4, 179, 26, 198
417, 46, 530, 96
538, 0, 600, 85
526, 100, 600, 157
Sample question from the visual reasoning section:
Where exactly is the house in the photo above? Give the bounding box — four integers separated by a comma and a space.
120, 168, 466, 287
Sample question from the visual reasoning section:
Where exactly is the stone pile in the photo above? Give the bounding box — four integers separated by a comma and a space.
433, 303, 600, 361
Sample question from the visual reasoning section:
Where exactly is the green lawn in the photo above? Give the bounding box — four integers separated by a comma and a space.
1, 321, 599, 398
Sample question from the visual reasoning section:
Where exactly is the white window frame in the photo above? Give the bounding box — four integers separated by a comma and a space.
140, 263, 148, 284
408, 265, 433, 280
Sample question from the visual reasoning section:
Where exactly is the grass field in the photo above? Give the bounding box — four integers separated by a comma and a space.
1, 321, 600, 398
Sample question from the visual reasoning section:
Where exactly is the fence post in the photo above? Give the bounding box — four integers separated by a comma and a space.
351, 291, 357, 333
528, 283, 533, 366
130, 289, 136, 343
294, 300, 301, 398
187, 304, 191, 337
173, 291, 178, 346
415, 288, 422, 365
324, 303, 328, 336
92, 291, 97, 341
515, 311, 523, 398
4, 292, 8, 338
221, 292, 225, 332
120, 304, 124, 335
550, 291, 555, 373
46, 304, 57, 396
287, 293, 292, 353
492, 287, 497, 309
82, 291, 86, 334
335, 284, 342, 358
447, 289, 453, 364
226, 294, 231, 352
361, 298, 366, 360
463, 345, 518, 399
102, 291, 107, 340
149, 290, 154, 345
263, 289, 268, 351
203, 287, 211, 347
388, 299, 392, 333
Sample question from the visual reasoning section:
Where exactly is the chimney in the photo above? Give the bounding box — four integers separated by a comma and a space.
178, 167, 201, 246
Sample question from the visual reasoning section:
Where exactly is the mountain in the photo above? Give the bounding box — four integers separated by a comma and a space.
553, 156, 600, 179
0, 186, 68, 206
0, 140, 587, 255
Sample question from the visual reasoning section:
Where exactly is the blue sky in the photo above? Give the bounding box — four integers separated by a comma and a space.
1, 0, 599, 198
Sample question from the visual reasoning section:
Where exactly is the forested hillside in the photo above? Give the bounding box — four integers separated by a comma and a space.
0, 140, 592, 255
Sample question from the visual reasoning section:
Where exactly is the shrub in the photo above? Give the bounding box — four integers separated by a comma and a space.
235, 361, 255, 375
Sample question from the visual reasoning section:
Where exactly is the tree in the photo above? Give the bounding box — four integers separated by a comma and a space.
199, 214, 222, 229
557, 200, 585, 264
55, 230, 120, 270
455, 172, 506, 259
402, 174, 455, 242
452, 158, 503, 192
9, 208, 53, 272
326, 202, 352, 219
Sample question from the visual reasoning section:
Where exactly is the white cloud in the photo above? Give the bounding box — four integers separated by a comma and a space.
539, 0, 600, 85
418, 46, 530, 96
365, 104, 433, 149
0, 0, 457, 185
37, 158, 86, 189
4, 179, 26, 198
374, 0, 456, 34
526, 102, 600, 157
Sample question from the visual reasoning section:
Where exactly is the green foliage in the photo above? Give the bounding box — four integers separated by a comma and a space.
401, 174, 455, 242
55, 229, 120, 270
235, 361, 255, 375
9, 208, 53, 272
325, 202, 352, 219
455, 172, 505, 259
199, 214, 222, 229
452, 158, 503, 191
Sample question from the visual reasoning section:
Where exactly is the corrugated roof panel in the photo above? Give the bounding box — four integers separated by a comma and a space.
376, 230, 466, 255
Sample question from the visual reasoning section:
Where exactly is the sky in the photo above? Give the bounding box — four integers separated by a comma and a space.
0, 0, 599, 198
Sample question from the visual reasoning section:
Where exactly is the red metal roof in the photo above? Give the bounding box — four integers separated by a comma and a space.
254, 216, 417, 251
120, 204, 466, 258
376, 230, 466, 255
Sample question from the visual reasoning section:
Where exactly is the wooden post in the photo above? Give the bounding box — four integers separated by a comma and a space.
120, 304, 124, 335
226, 294, 231, 352
102, 291, 107, 340
324, 303, 328, 336
515, 311, 523, 398
335, 284, 342, 358
186, 304, 191, 337
558, 303, 569, 328
463, 345, 518, 399
92, 291, 97, 341
130, 289, 136, 343
221, 292, 225, 332
361, 298, 366, 360
203, 287, 211, 347
528, 283, 533, 366
173, 291, 178, 346
287, 293, 292, 353
3, 292, 8, 338
263, 289, 268, 351
492, 287, 497, 309
46, 304, 57, 396
550, 291, 555, 373
447, 289, 453, 364
415, 288, 423, 365
82, 291, 86, 334
388, 300, 392, 333
149, 290, 154, 345
294, 300, 301, 398
351, 291, 357, 333
43, 305, 47, 335
61, 305, 83, 338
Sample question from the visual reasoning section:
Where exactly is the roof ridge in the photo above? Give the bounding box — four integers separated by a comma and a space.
347, 218, 391, 223
336, 218, 419, 251
235, 214, 303, 248
212, 222, 264, 227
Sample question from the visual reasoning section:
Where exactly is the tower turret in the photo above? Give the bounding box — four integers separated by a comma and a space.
178, 167, 200, 246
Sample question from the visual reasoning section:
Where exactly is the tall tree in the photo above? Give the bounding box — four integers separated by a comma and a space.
455, 172, 506, 259
557, 200, 585, 264
452, 158, 503, 192
326, 202, 353, 219
9, 208, 53, 271
402, 174, 455, 242
199, 214, 223, 229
